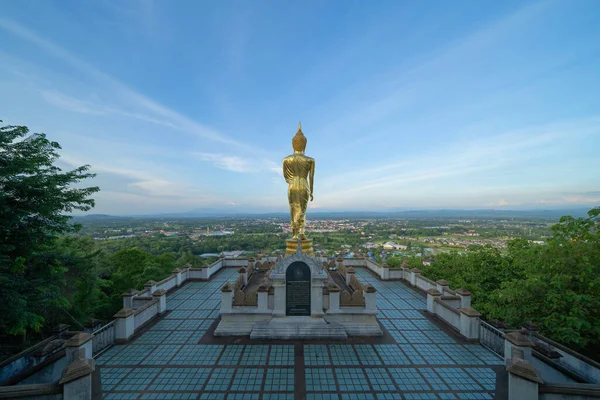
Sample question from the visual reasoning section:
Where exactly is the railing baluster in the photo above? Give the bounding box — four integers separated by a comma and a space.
478, 318, 504, 358
92, 320, 116, 357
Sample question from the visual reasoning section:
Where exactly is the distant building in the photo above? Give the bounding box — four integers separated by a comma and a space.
382, 241, 408, 250
199, 253, 220, 258
200, 250, 246, 259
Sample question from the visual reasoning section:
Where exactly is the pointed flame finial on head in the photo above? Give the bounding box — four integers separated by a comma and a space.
292, 121, 307, 152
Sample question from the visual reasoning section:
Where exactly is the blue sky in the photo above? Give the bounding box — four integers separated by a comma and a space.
1, 0, 599, 215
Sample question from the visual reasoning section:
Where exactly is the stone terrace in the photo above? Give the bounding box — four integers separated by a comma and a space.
98, 268, 505, 400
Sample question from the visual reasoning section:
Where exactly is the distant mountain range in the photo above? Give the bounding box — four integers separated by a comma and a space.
74, 208, 592, 220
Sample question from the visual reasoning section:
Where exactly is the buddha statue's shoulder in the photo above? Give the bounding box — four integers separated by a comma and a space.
283, 154, 314, 162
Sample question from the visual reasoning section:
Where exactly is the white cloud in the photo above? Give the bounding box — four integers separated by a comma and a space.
192, 152, 282, 175
0, 17, 260, 151
41, 90, 107, 115
193, 153, 254, 173
485, 199, 513, 207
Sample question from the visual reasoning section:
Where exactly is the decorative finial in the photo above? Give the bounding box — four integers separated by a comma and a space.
298, 121, 302, 132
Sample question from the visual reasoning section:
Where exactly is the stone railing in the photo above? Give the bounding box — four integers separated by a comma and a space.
339, 258, 480, 341
0, 332, 98, 400
344, 256, 600, 392
434, 299, 461, 329
339, 270, 366, 306
503, 330, 600, 399
113, 257, 265, 341
324, 283, 379, 335
539, 383, 600, 399
156, 274, 177, 292
91, 321, 115, 357
0, 323, 80, 386
115, 289, 166, 343
530, 331, 600, 385
134, 298, 160, 330
415, 274, 437, 292
426, 287, 480, 341
340, 290, 366, 306
233, 289, 258, 306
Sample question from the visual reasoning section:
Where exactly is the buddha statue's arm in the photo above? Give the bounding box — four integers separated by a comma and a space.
309, 159, 315, 201
282, 158, 293, 184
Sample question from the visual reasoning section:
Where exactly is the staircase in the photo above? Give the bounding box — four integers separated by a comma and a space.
250, 316, 348, 340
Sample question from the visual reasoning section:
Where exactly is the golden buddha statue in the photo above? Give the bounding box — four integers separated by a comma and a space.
283, 122, 315, 247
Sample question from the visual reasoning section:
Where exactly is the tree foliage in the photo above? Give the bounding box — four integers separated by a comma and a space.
422, 207, 600, 351
0, 122, 99, 336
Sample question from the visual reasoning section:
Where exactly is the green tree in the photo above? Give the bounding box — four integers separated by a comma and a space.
490, 207, 600, 349
422, 207, 600, 353
46, 237, 109, 326
0, 122, 99, 336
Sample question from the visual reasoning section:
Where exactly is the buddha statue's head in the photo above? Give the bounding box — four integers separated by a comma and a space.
292, 122, 307, 152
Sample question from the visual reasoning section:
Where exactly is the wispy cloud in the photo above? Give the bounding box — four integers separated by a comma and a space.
0, 17, 257, 151
41, 90, 107, 115
315, 116, 600, 208
193, 153, 255, 173
1, 1, 598, 214
192, 152, 281, 175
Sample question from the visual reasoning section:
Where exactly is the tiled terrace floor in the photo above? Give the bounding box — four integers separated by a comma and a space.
99, 268, 505, 400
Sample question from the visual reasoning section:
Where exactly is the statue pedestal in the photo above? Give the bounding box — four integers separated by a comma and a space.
285, 239, 314, 255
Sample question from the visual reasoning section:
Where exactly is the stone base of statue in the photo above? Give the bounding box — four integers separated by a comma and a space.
285, 239, 314, 255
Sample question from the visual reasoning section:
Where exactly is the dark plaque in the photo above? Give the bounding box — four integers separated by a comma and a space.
286, 261, 311, 316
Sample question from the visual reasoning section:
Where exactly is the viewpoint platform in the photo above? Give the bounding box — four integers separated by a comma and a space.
97, 264, 505, 399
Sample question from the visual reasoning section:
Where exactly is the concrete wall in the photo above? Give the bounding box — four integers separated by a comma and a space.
207, 260, 225, 277
416, 276, 436, 291
533, 334, 600, 384
134, 300, 159, 330
388, 269, 404, 280
532, 356, 576, 384
0, 336, 64, 385
539, 383, 600, 399
156, 276, 177, 292
435, 300, 461, 329
14, 356, 69, 387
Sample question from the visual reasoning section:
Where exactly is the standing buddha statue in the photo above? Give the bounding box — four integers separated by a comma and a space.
283, 123, 315, 254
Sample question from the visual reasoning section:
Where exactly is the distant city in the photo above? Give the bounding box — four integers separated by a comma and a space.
73, 210, 564, 264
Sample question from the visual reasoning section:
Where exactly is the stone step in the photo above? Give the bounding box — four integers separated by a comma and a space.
214, 321, 257, 336
250, 318, 348, 340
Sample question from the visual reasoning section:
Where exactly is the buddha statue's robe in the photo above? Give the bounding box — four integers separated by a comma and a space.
282, 153, 315, 239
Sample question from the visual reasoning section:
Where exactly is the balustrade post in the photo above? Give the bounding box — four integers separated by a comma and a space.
506, 347, 542, 400
257, 285, 269, 311
426, 289, 442, 315
60, 349, 95, 400
272, 280, 286, 316
364, 285, 377, 311
436, 280, 449, 293
65, 332, 94, 362
346, 267, 355, 286
504, 331, 535, 366
153, 289, 167, 315
144, 280, 157, 295
114, 309, 135, 343
122, 289, 137, 309
238, 267, 248, 286
455, 288, 471, 308
172, 268, 182, 287
221, 284, 233, 313
328, 285, 340, 313
410, 268, 421, 286
458, 307, 481, 341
